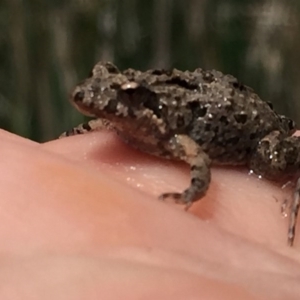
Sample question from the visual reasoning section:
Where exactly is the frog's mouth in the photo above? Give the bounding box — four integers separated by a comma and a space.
72, 100, 96, 117
70, 87, 96, 117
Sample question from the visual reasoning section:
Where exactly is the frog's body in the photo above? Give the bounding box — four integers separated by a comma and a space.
64, 62, 300, 246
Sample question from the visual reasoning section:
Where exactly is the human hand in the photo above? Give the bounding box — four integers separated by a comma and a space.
1, 129, 299, 299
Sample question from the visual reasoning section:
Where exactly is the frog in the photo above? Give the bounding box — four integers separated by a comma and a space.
62, 61, 300, 247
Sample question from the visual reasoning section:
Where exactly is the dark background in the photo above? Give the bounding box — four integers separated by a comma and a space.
1, 0, 300, 141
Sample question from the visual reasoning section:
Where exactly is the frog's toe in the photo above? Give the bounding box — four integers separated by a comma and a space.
159, 192, 193, 209
159, 192, 182, 201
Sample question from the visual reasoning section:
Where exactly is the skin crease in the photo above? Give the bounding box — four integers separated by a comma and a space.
0, 129, 300, 299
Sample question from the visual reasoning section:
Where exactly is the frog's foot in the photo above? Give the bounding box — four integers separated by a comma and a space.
159, 134, 211, 210
159, 188, 203, 211
60, 119, 112, 138
288, 178, 300, 246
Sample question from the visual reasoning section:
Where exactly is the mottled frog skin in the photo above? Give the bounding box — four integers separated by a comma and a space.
63, 62, 300, 246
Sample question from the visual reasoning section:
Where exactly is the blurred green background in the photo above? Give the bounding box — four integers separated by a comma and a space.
1, 0, 300, 141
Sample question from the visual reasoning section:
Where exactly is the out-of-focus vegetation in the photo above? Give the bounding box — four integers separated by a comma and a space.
1, 0, 300, 141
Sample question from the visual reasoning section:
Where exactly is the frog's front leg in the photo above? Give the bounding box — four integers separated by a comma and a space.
159, 134, 212, 209
60, 119, 112, 138
248, 131, 300, 246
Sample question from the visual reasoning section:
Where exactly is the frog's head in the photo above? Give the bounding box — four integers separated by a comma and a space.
70, 61, 123, 117
70, 61, 162, 124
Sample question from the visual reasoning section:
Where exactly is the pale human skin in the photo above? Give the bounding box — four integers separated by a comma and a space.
0, 128, 300, 300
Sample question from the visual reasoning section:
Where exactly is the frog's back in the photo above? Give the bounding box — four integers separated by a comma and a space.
185, 69, 291, 164
130, 68, 292, 165
186, 78, 280, 164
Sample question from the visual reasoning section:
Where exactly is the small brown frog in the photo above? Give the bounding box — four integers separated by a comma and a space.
62, 61, 300, 247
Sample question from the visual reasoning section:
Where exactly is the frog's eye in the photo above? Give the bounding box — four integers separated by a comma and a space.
73, 90, 85, 103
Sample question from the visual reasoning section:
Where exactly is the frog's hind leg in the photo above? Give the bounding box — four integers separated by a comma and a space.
60, 119, 112, 138
288, 178, 300, 246
248, 131, 300, 246
159, 134, 211, 209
